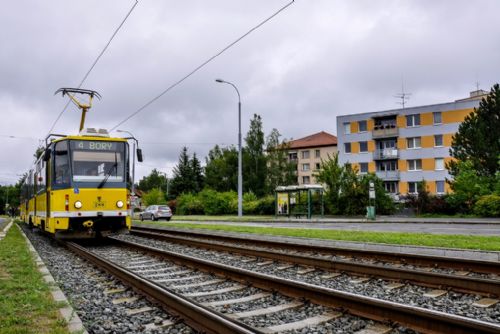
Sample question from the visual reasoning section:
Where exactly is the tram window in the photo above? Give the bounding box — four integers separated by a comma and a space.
54, 141, 70, 186
72, 150, 124, 182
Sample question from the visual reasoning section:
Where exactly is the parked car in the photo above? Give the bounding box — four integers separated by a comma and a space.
140, 205, 173, 221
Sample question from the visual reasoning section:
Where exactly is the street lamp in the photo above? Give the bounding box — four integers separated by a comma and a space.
215, 78, 242, 217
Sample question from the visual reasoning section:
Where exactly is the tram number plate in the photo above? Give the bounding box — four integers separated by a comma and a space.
94, 201, 106, 208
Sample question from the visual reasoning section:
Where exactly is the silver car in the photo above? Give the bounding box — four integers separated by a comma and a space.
140, 205, 173, 221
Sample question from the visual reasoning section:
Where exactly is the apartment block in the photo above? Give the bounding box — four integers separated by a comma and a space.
336, 90, 488, 196
287, 131, 337, 185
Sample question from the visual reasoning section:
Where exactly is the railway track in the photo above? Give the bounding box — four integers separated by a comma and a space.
129, 225, 500, 296
63, 235, 500, 334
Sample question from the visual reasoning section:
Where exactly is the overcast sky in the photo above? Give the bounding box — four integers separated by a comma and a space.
1, 0, 499, 185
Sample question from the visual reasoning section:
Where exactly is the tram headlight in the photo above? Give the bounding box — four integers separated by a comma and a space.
74, 200, 82, 209
116, 200, 124, 208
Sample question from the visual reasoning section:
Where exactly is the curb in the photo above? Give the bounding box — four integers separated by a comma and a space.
0, 219, 14, 240
17, 224, 88, 334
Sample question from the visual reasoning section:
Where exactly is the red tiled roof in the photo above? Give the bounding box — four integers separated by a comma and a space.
287, 131, 337, 149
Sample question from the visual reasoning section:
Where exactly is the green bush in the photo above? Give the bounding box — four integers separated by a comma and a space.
473, 195, 500, 217
256, 195, 275, 215
142, 188, 167, 206
176, 193, 204, 215
199, 189, 237, 215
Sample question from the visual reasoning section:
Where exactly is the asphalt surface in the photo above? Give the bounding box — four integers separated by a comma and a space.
166, 220, 500, 236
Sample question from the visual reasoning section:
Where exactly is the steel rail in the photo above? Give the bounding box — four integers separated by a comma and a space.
63, 241, 258, 334
129, 229, 500, 296
131, 225, 500, 274
111, 237, 500, 334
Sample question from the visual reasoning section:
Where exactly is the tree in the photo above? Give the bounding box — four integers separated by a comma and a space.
137, 169, 167, 193
243, 114, 267, 197
315, 153, 394, 215
265, 128, 297, 193
142, 188, 167, 206
204, 145, 239, 192
169, 147, 195, 198
446, 160, 493, 212
314, 153, 343, 214
448, 84, 500, 178
191, 153, 204, 193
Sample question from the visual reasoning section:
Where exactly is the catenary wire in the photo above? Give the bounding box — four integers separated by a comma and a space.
46, 0, 139, 136
110, 0, 295, 131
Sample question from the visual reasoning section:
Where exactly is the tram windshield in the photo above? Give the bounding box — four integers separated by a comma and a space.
70, 140, 126, 183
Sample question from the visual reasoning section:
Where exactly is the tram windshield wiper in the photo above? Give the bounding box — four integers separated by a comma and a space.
97, 152, 117, 189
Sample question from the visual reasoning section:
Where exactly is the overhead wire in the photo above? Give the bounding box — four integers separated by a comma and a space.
46, 0, 139, 136
110, 0, 295, 131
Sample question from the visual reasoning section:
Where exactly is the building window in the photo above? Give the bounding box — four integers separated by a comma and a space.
406, 114, 420, 127
376, 160, 397, 171
406, 137, 421, 149
360, 163, 368, 174
302, 163, 310, 171
436, 180, 445, 194
315, 163, 321, 170
359, 141, 368, 152
343, 122, 351, 134
408, 182, 418, 194
344, 143, 351, 153
384, 181, 398, 193
433, 112, 442, 124
407, 159, 422, 171
434, 134, 443, 147
315, 149, 321, 158
435, 158, 444, 170
302, 176, 310, 184
301, 150, 310, 159
358, 120, 367, 132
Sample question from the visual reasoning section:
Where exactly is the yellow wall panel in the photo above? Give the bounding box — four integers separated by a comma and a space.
399, 182, 408, 194
421, 135, 434, 148
397, 138, 405, 149
422, 158, 434, 171
368, 162, 376, 173
351, 142, 359, 153
444, 182, 451, 193
398, 160, 407, 171
443, 133, 454, 147
421, 112, 433, 126
427, 181, 436, 193
367, 119, 374, 131
442, 108, 473, 123
396, 115, 406, 128
368, 141, 375, 152
351, 121, 359, 133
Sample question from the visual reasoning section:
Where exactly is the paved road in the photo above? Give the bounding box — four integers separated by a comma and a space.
168, 220, 500, 236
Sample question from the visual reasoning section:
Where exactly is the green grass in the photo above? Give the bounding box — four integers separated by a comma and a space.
0, 223, 69, 334
136, 221, 500, 251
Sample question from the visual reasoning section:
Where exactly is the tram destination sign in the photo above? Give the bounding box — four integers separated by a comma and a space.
71, 140, 119, 151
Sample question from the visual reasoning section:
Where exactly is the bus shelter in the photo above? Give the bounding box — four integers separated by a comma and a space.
275, 184, 324, 219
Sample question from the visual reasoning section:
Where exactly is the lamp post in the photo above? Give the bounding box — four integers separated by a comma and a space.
215, 78, 242, 217
117, 129, 138, 214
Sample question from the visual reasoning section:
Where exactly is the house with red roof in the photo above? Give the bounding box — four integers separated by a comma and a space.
286, 131, 337, 185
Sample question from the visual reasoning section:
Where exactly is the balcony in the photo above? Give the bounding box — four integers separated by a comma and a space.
372, 125, 399, 139
375, 170, 400, 180
373, 148, 398, 160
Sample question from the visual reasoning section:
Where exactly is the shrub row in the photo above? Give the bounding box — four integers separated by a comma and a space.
176, 189, 275, 215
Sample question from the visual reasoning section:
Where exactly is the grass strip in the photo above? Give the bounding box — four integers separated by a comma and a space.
0, 223, 69, 334
136, 221, 500, 251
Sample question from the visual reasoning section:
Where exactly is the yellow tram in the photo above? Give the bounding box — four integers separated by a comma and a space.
19, 88, 142, 238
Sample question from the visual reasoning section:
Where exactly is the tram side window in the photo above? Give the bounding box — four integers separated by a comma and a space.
54, 141, 70, 187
